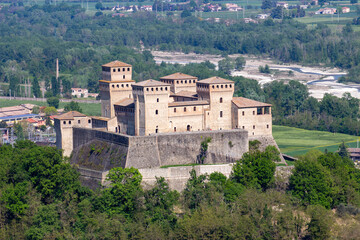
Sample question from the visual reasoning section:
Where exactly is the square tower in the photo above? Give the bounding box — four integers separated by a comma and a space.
132, 80, 171, 136
197, 77, 234, 130
99, 61, 135, 118
160, 73, 198, 93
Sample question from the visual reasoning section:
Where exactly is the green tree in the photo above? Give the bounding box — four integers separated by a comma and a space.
338, 141, 349, 159
95, 2, 103, 10
235, 56, 246, 70
44, 107, 57, 116
32, 77, 42, 98
307, 205, 334, 240
144, 177, 179, 225
218, 57, 235, 75
98, 167, 143, 216
231, 146, 277, 190
47, 97, 59, 109
64, 101, 83, 113
181, 9, 192, 18
351, 0, 358, 4
32, 106, 40, 114
289, 158, 333, 208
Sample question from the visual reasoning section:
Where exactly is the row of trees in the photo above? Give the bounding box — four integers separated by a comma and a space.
0, 141, 359, 239
0, 4, 359, 97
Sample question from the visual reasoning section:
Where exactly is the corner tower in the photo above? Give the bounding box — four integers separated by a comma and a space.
99, 61, 135, 118
132, 80, 171, 136
197, 77, 234, 130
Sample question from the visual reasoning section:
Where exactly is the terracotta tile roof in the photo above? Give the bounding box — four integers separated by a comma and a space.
132, 79, 170, 87
170, 91, 198, 98
102, 60, 132, 68
54, 111, 87, 120
27, 118, 38, 123
99, 80, 135, 83
232, 97, 272, 108
114, 98, 134, 107
168, 100, 209, 107
198, 76, 233, 84
160, 72, 197, 80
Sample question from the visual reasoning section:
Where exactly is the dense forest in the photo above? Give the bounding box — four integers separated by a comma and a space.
1, 141, 360, 239
1, 3, 360, 96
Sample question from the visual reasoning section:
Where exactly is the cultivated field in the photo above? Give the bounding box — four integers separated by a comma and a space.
0, 99, 101, 116
273, 125, 359, 157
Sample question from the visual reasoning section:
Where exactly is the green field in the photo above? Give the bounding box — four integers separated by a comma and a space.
273, 125, 359, 157
0, 99, 101, 116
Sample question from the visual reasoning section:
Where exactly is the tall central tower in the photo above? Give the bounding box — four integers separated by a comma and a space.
99, 61, 135, 118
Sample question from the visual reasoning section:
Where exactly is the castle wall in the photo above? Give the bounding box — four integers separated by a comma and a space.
71, 128, 248, 170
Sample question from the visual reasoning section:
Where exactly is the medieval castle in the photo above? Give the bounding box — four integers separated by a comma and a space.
54, 60, 276, 189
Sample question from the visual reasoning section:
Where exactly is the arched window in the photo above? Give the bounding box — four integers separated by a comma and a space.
220, 97, 223, 103
155, 110, 158, 115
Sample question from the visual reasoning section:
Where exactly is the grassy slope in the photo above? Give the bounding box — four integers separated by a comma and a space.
273, 125, 359, 157
0, 99, 101, 116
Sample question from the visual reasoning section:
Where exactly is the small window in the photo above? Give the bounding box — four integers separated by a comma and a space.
193, 80, 196, 83
174, 108, 176, 113
155, 110, 158, 115
242, 111, 245, 116
267, 124, 269, 129
112, 85, 115, 88
117, 84, 119, 88
151, 88, 154, 91
127, 68, 130, 71
126, 84, 129, 87
212, 85, 215, 89
69, 121, 71, 124
225, 85, 228, 88
184, 107, 187, 112
230, 84, 232, 88
123, 75, 125, 79
118, 68, 120, 72
160, 87, 163, 91
221, 85, 223, 88
217, 85, 219, 88
157, 98, 159, 102
63, 121, 66, 124
174, 127, 176, 132
88, 119, 91, 123
220, 97, 223, 103
113, 69, 116, 72
220, 111, 223, 118
78, 120, 80, 124
242, 126, 245, 129
257, 107, 263, 115
181, 80, 183, 83
165, 87, 167, 90
146, 88, 149, 91
193, 107, 196, 111
177, 81, 179, 84
185, 80, 187, 84
253, 111, 255, 115
253, 125, 255, 129
156, 88, 158, 91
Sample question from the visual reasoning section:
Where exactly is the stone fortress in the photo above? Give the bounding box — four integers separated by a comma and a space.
54, 61, 278, 189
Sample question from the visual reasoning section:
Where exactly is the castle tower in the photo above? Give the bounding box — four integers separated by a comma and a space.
54, 111, 92, 157
132, 80, 171, 136
196, 77, 234, 130
159, 73, 198, 93
99, 61, 135, 118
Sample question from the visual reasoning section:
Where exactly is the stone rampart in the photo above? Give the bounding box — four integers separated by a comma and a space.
72, 128, 249, 170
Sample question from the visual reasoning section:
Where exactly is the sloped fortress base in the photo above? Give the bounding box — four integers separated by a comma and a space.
70, 128, 281, 190
71, 127, 249, 169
